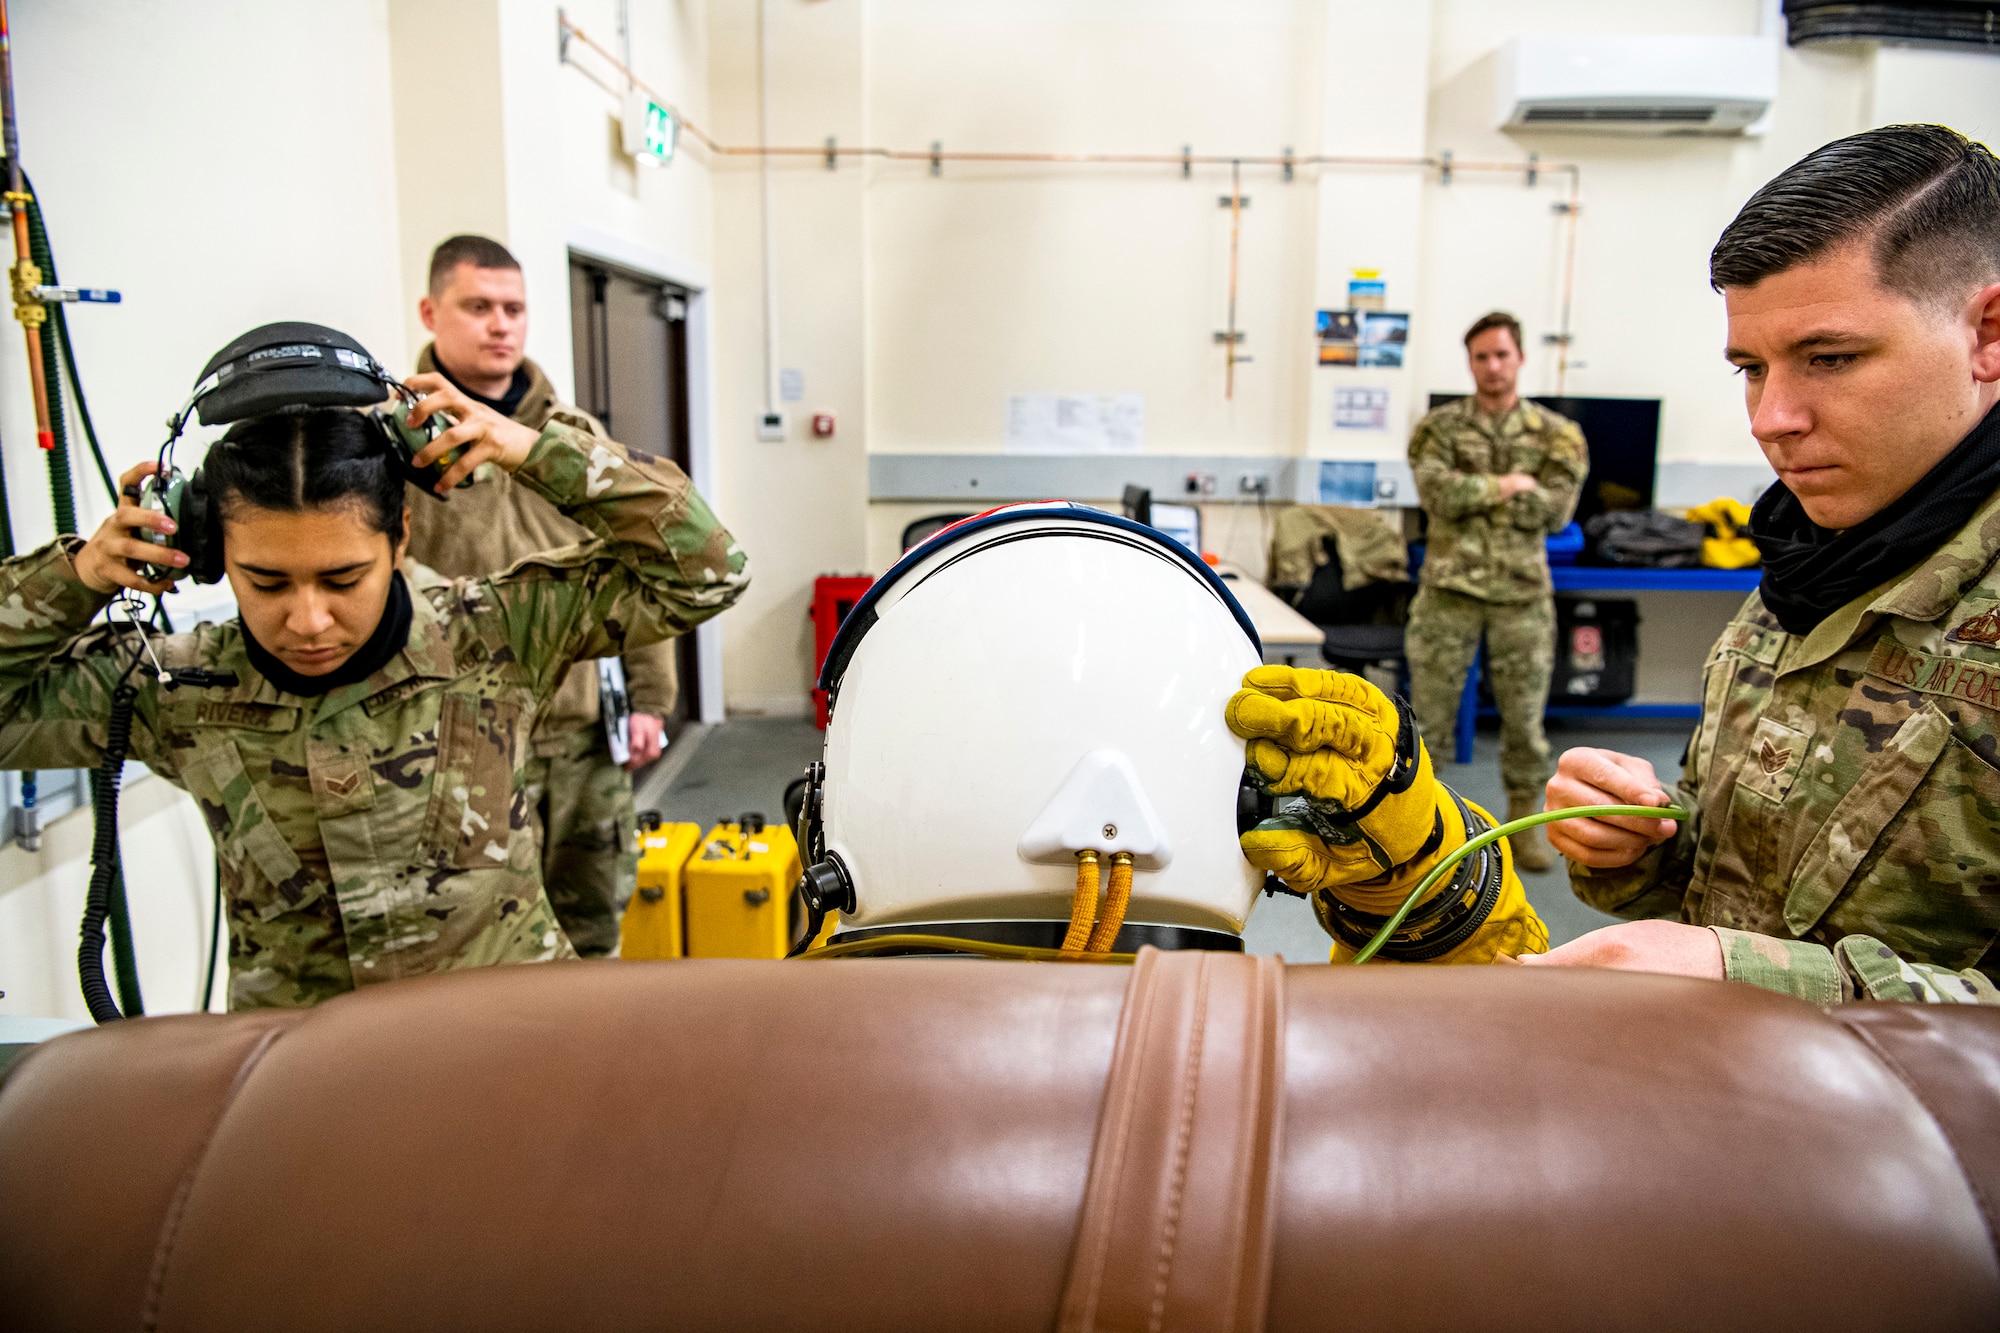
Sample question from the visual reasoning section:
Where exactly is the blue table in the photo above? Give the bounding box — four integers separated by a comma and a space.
1451, 565, 1762, 764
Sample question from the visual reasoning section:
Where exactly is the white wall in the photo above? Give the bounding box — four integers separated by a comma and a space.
707, 0, 871, 715
3, 0, 410, 553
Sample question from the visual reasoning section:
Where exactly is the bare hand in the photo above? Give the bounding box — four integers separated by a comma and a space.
1496, 472, 1540, 501
624, 712, 665, 770
402, 372, 541, 493
1512, 920, 1723, 980
1544, 747, 1679, 868
74, 461, 186, 595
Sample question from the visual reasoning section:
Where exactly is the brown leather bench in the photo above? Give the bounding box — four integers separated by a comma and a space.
3, 950, 1996, 1331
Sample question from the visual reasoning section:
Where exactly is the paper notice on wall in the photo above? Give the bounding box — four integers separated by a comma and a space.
1005, 393, 1144, 455
1333, 386, 1390, 431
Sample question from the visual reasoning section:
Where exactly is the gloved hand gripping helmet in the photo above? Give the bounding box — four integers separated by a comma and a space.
800, 503, 1265, 953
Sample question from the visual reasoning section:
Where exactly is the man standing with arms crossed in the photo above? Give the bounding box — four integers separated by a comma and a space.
1538, 125, 2000, 1004
406, 234, 678, 957
1406, 312, 1589, 873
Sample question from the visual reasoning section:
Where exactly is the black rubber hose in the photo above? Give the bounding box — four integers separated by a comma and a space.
77, 683, 139, 1023
201, 862, 222, 1012
95, 765, 145, 1016
51, 305, 116, 504
0, 411, 13, 557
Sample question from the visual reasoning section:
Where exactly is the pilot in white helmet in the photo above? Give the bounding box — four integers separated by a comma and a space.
795, 503, 1546, 965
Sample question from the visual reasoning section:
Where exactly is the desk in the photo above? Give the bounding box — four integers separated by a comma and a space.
1451, 566, 1762, 764
1217, 564, 1325, 663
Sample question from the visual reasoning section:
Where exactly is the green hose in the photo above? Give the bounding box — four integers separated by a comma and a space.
1348, 804, 1688, 964
0, 407, 13, 557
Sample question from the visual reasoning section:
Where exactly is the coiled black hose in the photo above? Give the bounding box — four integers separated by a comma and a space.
201, 863, 222, 1012
77, 683, 139, 1023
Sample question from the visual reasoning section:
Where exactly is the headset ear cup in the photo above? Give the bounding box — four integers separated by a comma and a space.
369, 406, 416, 482
181, 467, 226, 585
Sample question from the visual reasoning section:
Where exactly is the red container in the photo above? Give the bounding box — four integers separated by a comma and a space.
811, 575, 876, 729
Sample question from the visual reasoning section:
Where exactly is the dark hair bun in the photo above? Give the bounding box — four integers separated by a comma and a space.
204, 409, 405, 539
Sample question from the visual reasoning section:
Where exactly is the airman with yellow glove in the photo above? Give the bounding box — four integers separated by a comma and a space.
1226, 664, 1548, 964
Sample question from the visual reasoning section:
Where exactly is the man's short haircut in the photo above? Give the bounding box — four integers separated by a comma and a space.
427, 234, 520, 296
1709, 124, 2000, 306
1464, 311, 1523, 351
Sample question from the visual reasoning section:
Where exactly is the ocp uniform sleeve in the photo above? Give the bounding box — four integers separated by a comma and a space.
481, 422, 749, 702
1564, 769, 1701, 923
0, 540, 175, 776
621, 638, 679, 717
1409, 415, 1502, 520
1507, 420, 1589, 534
1713, 927, 2000, 1004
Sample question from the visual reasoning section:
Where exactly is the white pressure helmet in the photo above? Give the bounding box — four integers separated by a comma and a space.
794, 503, 1266, 954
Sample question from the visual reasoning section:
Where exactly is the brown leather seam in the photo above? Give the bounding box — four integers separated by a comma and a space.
1833, 1012, 1999, 1262
1225, 954, 1281, 1333
1145, 955, 1213, 1333
1064, 948, 1164, 1325
139, 1024, 290, 1333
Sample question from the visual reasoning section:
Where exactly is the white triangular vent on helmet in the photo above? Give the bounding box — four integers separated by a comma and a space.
1017, 749, 1173, 870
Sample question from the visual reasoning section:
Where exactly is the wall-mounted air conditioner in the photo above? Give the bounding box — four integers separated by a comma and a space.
1496, 35, 1779, 136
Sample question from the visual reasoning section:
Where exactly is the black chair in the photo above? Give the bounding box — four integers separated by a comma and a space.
1291, 536, 1411, 684
901, 512, 977, 552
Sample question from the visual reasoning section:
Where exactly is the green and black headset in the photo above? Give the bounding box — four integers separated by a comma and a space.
131, 320, 468, 583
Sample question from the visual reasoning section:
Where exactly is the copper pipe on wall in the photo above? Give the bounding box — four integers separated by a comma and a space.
1223, 160, 1243, 399
559, 14, 1577, 180
0, 0, 52, 452
556, 10, 1586, 392
1554, 171, 1581, 397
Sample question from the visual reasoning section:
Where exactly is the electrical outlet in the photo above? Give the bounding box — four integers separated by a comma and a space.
1238, 472, 1270, 496
757, 410, 786, 442
1185, 472, 1217, 496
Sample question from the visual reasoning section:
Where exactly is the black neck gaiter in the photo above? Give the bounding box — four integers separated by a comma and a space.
434, 352, 530, 421
1750, 402, 2000, 636
240, 573, 414, 698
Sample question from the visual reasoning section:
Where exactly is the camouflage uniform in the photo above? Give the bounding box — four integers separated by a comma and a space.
1569, 485, 2000, 1004
0, 423, 748, 1008
1406, 398, 1587, 800
406, 345, 678, 956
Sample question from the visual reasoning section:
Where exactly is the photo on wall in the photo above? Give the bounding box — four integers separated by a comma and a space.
1316, 309, 1359, 365
1358, 311, 1409, 368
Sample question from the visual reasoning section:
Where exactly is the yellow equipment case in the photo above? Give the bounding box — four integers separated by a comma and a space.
618, 816, 702, 961
684, 814, 805, 959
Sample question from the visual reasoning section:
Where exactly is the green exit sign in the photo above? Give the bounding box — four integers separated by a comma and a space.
622, 88, 677, 165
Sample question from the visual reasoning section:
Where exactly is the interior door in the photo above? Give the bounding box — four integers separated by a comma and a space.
569, 257, 699, 743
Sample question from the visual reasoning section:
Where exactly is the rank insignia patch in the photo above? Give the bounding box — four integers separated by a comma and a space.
1948, 606, 2000, 647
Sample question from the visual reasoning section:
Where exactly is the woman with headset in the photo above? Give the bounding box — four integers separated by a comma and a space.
0, 323, 747, 1010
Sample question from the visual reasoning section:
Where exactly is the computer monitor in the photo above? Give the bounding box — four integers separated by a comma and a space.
1148, 501, 1202, 555
1425, 394, 1660, 526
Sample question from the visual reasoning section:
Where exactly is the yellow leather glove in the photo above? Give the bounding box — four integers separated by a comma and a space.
1226, 665, 1438, 879
1227, 666, 1549, 964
